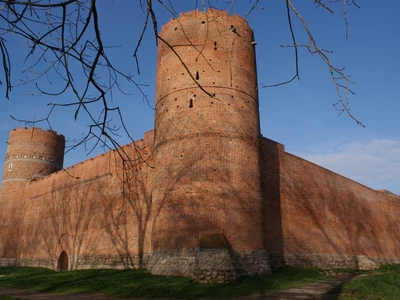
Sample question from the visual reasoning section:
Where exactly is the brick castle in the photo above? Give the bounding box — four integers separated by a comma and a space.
0, 10, 399, 284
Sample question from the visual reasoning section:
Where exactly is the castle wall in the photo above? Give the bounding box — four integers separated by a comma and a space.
0, 127, 65, 259
1, 131, 154, 270
278, 148, 400, 269
0, 8, 399, 283
260, 137, 285, 270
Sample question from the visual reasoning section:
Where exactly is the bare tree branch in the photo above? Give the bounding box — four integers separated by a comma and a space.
0, 0, 365, 159
261, 0, 363, 126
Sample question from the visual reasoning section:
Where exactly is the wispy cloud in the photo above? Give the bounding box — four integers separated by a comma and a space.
297, 139, 400, 194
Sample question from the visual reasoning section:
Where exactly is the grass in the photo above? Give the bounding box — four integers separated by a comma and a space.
0, 266, 326, 299
328, 264, 400, 299
0, 297, 27, 300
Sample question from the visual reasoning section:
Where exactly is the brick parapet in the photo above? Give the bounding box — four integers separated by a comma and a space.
1, 127, 65, 184
160, 9, 251, 42
23, 130, 153, 187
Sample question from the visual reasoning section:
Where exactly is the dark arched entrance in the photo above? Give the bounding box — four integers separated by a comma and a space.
57, 250, 69, 272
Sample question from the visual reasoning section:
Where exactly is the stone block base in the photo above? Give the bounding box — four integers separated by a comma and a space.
194, 249, 236, 283
146, 249, 196, 277
0, 258, 54, 269
0, 253, 148, 271
284, 253, 400, 270
147, 249, 271, 283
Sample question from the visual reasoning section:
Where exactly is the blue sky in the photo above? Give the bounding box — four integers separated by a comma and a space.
0, 1, 398, 193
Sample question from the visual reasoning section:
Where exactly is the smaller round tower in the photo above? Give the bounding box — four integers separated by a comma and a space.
0, 127, 65, 258
2, 127, 65, 183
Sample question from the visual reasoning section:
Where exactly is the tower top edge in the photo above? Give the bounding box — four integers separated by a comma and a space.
160, 9, 251, 34
10, 127, 65, 140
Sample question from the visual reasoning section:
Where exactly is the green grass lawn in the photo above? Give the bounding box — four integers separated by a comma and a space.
0, 266, 326, 299
328, 264, 400, 299
1, 264, 398, 299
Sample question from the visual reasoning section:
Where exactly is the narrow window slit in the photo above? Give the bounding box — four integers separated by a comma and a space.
189, 99, 193, 108
195, 71, 199, 80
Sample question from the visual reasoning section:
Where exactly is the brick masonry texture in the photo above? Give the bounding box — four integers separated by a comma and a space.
151, 9, 267, 279
0, 9, 399, 284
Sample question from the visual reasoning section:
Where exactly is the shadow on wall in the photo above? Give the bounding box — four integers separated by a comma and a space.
148, 134, 272, 279
281, 153, 400, 269
150, 145, 248, 249
260, 137, 284, 271
4, 134, 399, 273
0, 183, 28, 260
15, 144, 153, 271
100, 155, 153, 269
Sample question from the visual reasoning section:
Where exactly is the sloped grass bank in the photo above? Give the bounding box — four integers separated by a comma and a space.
328, 264, 400, 299
0, 266, 325, 299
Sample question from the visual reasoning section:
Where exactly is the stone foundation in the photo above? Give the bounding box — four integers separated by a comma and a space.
0, 254, 148, 271
0, 258, 54, 269
194, 249, 236, 283
231, 250, 271, 276
285, 253, 400, 270
3, 252, 399, 284
70, 254, 148, 270
268, 252, 285, 271
147, 249, 271, 283
146, 249, 196, 277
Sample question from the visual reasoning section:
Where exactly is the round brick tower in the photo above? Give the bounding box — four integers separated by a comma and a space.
150, 10, 269, 279
2, 127, 65, 184
0, 127, 65, 258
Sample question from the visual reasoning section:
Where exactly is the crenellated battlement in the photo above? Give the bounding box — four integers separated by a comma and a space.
160, 9, 249, 35
1, 126, 65, 187
23, 129, 154, 186
9, 126, 64, 140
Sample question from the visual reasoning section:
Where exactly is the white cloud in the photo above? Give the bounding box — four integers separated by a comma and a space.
297, 139, 400, 194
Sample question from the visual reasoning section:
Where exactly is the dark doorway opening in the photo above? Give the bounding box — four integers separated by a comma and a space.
57, 250, 69, 272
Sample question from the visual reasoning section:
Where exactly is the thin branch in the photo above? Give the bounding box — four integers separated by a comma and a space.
262, 0, 299, 88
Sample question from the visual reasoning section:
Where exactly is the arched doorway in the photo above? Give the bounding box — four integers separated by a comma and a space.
57, 250, 69, 272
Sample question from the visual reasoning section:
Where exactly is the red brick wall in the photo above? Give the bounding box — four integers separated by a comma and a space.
260, 137, 285, 256
1, 130, 154, 269
279, 151, 400, 264
0, 127, 65, 258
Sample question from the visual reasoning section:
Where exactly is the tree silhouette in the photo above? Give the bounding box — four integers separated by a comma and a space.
0, 0, 363, 153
